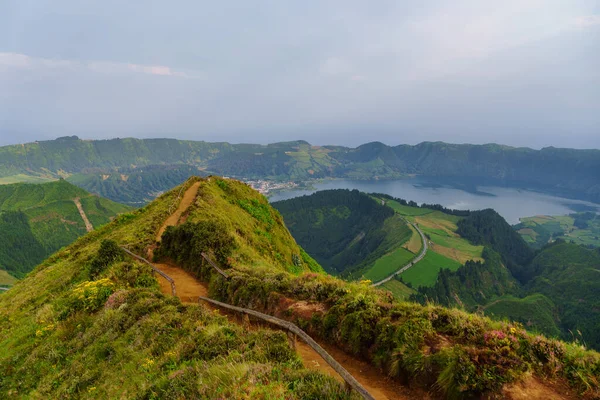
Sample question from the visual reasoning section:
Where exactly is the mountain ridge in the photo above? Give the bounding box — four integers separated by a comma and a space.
1, 136, 599, 205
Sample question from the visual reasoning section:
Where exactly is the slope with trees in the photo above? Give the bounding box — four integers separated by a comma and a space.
0, 180, 131, 279
272, 189, 413, 278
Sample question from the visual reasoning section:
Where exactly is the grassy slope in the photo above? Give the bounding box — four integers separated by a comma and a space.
0, 177, 348, 399
400, 251, 462, 287
0, 180, 131, 277
0, 269, 17, 287
2, 177, 599, 398
483, 294, 561, 337
186, 178, 324, 273
375, 199, 483, 288
379, 279, 416, 300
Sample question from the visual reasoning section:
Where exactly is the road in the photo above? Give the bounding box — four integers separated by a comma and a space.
0, 287, 9, 291
372, 219, 428, 287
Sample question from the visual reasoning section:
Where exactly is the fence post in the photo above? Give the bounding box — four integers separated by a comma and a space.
287, 331, 297, 350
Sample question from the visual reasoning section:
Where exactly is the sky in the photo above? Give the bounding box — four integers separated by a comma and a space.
0, 1, 599, 149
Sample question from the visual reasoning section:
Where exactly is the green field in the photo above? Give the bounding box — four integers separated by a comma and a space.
518, 213, 600, 248
362, 247, 415, 282
400, 251, 462, 288
0, 174, 56, 185
0, 269, 17, 287
379, 279, 416, 300
384, 199, 434, 216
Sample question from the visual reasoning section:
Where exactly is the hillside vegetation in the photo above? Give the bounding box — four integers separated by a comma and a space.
272, 190, 413, 279
412, 208, 600, 352
0, 180, 131, 278
517, 212, 600, 249
67, 164, 202, 206
1, 136, 600, 204
1, 177, 599, 398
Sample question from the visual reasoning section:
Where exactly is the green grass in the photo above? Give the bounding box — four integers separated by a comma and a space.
362, 247, 415, 282
384, 199, 433, 216
0, 174, 55, 185
484, 294, 561, 337
400, 251, 462, 288
0, 269, 17, 287
379, 279, 415, 300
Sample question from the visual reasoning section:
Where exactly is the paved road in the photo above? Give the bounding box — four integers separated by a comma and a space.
0, 287, 9, 291
372, 220, 428, 287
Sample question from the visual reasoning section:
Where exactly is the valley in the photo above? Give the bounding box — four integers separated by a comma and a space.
2, 176, 598, 399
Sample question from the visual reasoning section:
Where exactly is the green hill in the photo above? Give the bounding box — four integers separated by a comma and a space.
0, 180, 131, 279
1, 177, 599, 398
1, 136, 600, 204
67, 164, 202, 206
272, 190, 412, 278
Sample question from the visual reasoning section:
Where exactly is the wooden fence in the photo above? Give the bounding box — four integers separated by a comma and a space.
120, 247, 177, 296
200, 252, 229, 279
198, 296, 375, 400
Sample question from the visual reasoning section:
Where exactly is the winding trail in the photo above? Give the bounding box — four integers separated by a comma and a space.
145, 181, 419, 400
372, 219, 427, 287
156, 181, 201, 242
74, 197, 93, 232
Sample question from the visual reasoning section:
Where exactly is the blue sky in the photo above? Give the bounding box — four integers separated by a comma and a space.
0, 1, 598, 148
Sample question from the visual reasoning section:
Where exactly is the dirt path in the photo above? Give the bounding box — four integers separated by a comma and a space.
156, 181, 201, 242
73, 197, 93, 232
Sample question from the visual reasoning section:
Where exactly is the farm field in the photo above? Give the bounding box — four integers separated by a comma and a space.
379, 279, 415, 300
517, 213, 600, 248
362, 246, 415, 282
403, 223, 423, 253
399, 249, 462, 288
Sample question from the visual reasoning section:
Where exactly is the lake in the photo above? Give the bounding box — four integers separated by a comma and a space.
268, 179, 600, 225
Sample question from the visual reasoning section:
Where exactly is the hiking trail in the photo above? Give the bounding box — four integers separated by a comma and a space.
148, 181, 422, 400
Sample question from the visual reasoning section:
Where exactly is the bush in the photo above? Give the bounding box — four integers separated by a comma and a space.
89, 240, 124, 279
157, 220, 236, 266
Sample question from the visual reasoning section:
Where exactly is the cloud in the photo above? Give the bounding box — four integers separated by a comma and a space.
572, 15, 600, 28
0, 52, 190, 78
0, 53, 32, 68
127, 64, 187, 78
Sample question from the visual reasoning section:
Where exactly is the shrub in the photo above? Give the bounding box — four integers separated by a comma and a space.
68, 279, 115, 312
89, 240, 124, 278
157, 220, 236, 266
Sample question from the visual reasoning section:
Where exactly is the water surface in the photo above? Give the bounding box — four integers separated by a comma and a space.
269, 179, 599, 225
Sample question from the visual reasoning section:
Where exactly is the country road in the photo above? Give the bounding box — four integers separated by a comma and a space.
0, 287, 9, 291
372, 219, 428, 287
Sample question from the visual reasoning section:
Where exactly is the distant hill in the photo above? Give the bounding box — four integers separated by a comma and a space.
0, 180, 131, 279
272, 189, 413, 279
67, 164, 203, 205
1, 136, 599, 204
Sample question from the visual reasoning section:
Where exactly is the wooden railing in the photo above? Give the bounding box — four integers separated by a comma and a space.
198, 296, 375, 400
120, 247, 177, 296
200, 252, 229, 279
